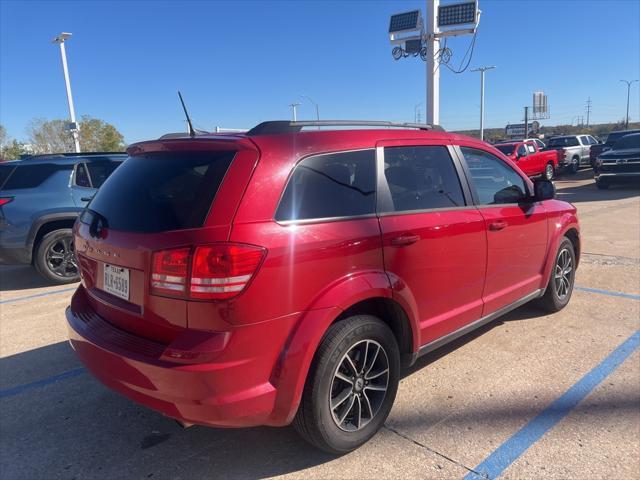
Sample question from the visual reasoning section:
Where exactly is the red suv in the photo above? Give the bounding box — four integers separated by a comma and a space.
66, 121, 580, 453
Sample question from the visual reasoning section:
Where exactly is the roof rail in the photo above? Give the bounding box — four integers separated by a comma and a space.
20, 151, 127, 160
246, 120, 444, 136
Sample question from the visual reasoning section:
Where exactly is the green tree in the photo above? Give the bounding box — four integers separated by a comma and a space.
0, 124, 6, 148
2, 140, 24, 160
26, 115, 126, 153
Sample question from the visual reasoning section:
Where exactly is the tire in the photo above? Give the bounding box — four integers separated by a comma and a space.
544, 162, 555, 181
569, 156, 579, 174
293, 315, 400, 454
34, 229, 80, 284
596, 179, 610, 190
537, 237, 576, 313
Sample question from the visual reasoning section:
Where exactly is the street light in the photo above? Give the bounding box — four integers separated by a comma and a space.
620, 79, 638, 129
289, 103, 301, 121
414, 101, 424, 123
300, 95, 320, 128
470, 66, 495, 141
52, 32, 80, 153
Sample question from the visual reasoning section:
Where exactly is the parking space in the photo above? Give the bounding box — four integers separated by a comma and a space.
1, 170, 638, 480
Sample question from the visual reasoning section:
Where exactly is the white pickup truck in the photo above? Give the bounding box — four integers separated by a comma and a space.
543, 135, 599, 173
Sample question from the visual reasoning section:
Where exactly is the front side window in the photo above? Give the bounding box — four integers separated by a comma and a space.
580, 136, 590, 145
516, 145, 528, 157
382, 146, 465, 212
275, 150, 376, 222
74, 163, 91, 187
526, 144, 536, 154
461, 147, 528, 205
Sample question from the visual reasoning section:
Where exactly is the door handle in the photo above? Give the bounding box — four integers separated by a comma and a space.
391, 234, 420, 246
81, 196, 94, 202
489, 221, 508, 231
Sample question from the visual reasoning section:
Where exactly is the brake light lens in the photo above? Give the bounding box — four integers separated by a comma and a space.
150, 243, 265, 300
0, 197, 14, 207
191, 244, 265, 299
151, 248, 190, 295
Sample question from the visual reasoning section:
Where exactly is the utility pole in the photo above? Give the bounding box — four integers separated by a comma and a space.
585, 97, 592, 127
471, 66, 496, 141
524, 106, 529, 139
425, 0, 440, 126
620, 79, 638, 129
52, 32, 80, 153
289, 102, 301, 122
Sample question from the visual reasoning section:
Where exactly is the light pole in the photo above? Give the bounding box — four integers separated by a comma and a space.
425, 0, 440, 126
470, 66, 495, 141
620, 79, 638, 129
414, 101, 424, 123
52, 32, 80, 153
289, 103, 301, 121
300, 95, 320, 128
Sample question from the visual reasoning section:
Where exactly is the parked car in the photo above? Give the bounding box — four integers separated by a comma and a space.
66, 121, 580, 454
542, 135, 598, 173
494, 140, 558, 180
594, 133, 640, 189
590, 129, 640, 168
0, 152, 126, 283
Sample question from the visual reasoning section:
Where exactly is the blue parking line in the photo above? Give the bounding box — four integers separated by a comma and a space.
0, 287, 76, 305
575, 286, 640, 301
464, 330, 640, 480
0, 367, 85, 399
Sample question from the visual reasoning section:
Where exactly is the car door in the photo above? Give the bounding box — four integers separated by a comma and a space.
579, 136, 591, 163
458, 145, 548, 316
514, 143, 535, 176
376, 140, 487, 345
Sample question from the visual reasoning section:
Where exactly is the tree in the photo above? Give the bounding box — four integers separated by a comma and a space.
1, 140, 24, 160
0, 124, 6, 148
26, 115, 126, 153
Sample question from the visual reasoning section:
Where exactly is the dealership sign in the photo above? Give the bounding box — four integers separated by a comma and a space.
505, 121, 540, 137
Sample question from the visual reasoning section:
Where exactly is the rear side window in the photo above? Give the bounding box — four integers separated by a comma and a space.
461, 147, 528, 205
88, 151, 234, 233
276, 150, 376, 222
1, 163, 71, 190
0, 165, 16, 189
74, 163, 91, 187
86, 161, 121, 188
383, 146, 465, 212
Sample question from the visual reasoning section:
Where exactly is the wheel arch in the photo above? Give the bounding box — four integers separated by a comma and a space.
30, 215, 78, 262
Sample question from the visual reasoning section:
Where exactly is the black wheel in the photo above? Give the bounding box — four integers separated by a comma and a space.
596, 179, 610, 190
544, 162, 555, 180
293, 315, 400, 454
568, 156, 579, 174
392, 47, 403, 60
34, 229, 79, 284
537, 237, 575, 312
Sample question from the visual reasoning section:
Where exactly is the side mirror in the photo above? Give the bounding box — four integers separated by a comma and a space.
534, 179, 555, 201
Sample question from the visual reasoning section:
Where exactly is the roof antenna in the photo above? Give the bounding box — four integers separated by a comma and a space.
178, 91, 196, 137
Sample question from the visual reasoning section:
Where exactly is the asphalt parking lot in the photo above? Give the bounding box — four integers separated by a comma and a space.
1, 170, 638, 480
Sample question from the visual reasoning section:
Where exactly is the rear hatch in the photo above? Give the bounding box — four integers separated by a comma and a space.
74, 138, 258, 343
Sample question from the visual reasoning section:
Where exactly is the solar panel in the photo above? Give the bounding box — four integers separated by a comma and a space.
389, 10, 421, 33
438, 2, 477, 27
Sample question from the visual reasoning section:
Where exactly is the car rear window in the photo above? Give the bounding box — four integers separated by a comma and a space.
1, 163, 72, 190
87, 151, 235, 233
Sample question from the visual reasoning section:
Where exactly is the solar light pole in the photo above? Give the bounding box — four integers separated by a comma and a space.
52, 32, 80, 153
471, 66, 495, 141
425, 0, 440, 126
620, 79, 638, 129
289, 103, 301, 121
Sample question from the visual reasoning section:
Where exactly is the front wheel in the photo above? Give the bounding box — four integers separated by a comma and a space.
293, 315, 400, 454
34, 228, 80, 284
544, 162, 555, 180
537, 237, 576, 312
568, 156, 579, 174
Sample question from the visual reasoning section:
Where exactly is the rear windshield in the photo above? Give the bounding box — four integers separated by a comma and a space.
547, 137, 579, 147
494, 144, 516, 155
87, 151, 234, 233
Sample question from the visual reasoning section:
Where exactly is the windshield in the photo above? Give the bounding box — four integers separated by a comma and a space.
87, 151, 235, 233
612, 134, 640, 150
548, 137, 579, 147
494, 144, 516, 155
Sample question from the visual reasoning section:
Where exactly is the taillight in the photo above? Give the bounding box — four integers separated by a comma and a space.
150, 243, 265, 300
151, 248, 190, 296
0, 197, 14, 207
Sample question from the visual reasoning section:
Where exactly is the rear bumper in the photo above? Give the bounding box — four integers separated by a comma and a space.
66, 286, 297, 428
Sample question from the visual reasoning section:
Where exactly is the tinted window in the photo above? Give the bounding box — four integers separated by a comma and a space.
495, 144, 516, 155
548, 137, 579, 147
383, 146, 464, 212
88, 151, 234, 233
461, 147, 528, 205
516, 145, 527, 157
0, 165, 16, 189
1, 163, 71, 190
86, 161, 121, 188
613, 134, 640, 150
276, 150, 376, 221
75, 163, 91, 187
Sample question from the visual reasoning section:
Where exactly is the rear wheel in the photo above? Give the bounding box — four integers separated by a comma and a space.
34, 229, 79, 284
568, 156, 579, 174
544, 162, 555, 180
537, 237, 575, 312
293, 315, 400, 454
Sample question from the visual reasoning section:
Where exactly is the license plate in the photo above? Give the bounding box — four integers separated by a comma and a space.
102, 264, 130, 301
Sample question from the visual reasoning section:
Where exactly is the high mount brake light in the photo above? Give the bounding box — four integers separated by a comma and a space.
150, 244, 266, 300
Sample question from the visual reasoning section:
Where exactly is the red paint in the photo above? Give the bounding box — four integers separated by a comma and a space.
67, 128, 580, 428
494, 140, 559, 177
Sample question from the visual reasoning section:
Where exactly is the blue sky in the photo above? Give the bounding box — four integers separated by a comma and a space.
1, 0, 639, 144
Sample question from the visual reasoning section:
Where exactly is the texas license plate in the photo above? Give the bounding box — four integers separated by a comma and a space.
102, 264, 130, 301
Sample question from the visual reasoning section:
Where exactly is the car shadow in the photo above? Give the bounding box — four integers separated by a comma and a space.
0, 265, 75, 291
554, 169, 640, 203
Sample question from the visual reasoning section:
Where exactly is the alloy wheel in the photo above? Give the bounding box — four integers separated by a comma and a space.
329, 339, 390, 432
554, 248, 573, 300
545, 163, 554, 180
45, 236, 78, 279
